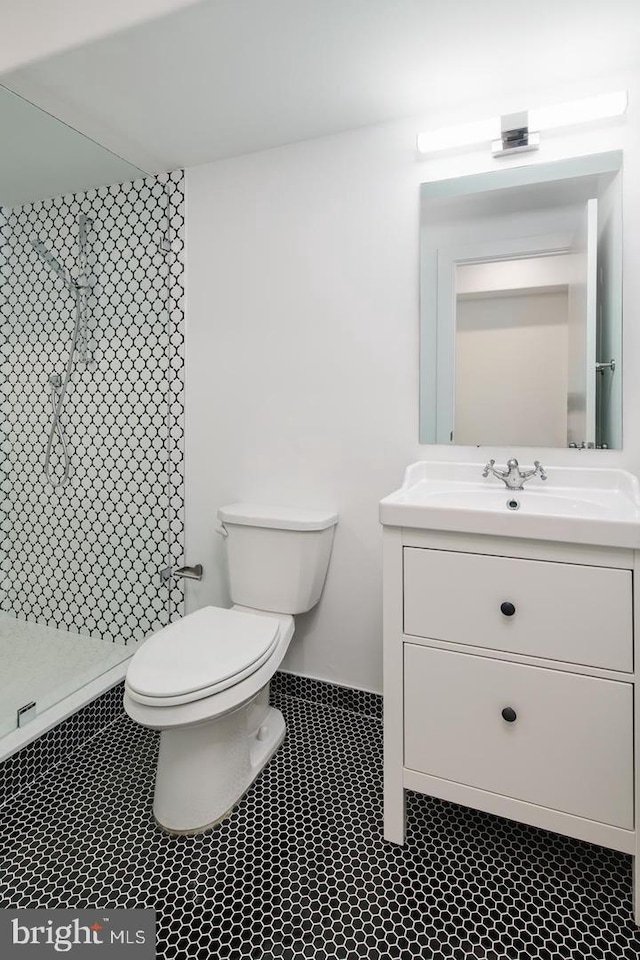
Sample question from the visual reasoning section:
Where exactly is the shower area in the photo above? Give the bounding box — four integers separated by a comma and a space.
0, 143, 185, 750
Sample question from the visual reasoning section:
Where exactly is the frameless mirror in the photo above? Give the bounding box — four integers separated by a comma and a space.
0, 86, 176, 747
419, 152, 622, 448
0, 84, 144, 205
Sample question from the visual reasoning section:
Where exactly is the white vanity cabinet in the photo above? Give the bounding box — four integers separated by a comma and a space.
382, 523, 640, 921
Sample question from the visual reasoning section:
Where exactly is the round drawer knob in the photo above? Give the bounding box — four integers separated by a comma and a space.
500, 601, 516, 617
501, 707, 517, 723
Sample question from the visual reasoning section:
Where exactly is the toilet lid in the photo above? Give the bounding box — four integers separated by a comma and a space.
126, 606, 280, 702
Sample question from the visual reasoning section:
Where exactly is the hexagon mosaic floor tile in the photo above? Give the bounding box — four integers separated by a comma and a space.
2, 688, 640, 959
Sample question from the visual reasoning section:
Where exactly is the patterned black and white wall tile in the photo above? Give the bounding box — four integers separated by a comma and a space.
0, 172, 185, 643
163, 171, 186, 625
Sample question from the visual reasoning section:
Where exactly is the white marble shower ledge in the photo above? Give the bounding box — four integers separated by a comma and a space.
0, 615, 133, 761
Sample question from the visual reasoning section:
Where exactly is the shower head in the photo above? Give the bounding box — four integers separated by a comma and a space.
31, 240, 77, 293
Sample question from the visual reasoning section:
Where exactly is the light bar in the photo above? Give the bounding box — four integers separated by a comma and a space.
417, 91, 628, 157
529, 90, 628, 132
416, 117, 501, 155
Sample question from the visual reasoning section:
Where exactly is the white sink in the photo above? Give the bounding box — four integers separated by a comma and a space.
379, 461, 640, 548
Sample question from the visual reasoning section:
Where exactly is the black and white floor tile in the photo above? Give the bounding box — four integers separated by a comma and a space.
0, 683, 124, 808
2, 684, 640, 959
271, 670, 383, 719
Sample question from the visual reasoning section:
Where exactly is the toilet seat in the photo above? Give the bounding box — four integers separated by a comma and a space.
125, 606, 281, 707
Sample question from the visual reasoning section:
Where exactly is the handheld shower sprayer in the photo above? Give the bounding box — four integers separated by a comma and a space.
31, 215, 94, 489
32, 241, 77, 293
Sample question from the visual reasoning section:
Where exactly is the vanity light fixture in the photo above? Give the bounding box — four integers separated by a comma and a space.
416, 90, 628, 157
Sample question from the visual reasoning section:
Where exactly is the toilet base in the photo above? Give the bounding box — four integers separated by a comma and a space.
152, 694, 286, 835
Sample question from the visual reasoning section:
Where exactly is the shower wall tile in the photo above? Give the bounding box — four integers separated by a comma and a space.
0, 208, 7, 577
0, 174, 185, 643
164, 172, 186, 624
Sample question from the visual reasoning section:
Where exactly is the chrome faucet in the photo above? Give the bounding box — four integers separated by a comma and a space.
482, 458, 548, 490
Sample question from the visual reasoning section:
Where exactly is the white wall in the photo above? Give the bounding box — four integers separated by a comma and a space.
185, 68, 640, 693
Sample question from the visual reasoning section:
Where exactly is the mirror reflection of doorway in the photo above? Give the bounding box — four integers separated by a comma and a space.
452, 204, 597, 449
454, 254, 572, 447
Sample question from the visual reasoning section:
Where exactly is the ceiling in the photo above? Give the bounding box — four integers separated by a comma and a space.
0, 0, 200, 76
3, 0, 640, 181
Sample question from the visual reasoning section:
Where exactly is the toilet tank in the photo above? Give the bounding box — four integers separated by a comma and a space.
217, 503, 338, 614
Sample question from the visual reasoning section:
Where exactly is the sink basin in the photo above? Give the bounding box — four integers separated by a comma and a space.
379, 462, 640, 548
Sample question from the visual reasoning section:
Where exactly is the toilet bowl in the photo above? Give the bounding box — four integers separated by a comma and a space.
124, 503, 337, 834
125, 605, 295, 834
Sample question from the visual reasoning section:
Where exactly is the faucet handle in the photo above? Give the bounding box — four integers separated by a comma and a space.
519, 460, 548, 484
482, 459, 495, 478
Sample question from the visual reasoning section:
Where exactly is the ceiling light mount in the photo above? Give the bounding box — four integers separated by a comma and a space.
492, 110, 540, 157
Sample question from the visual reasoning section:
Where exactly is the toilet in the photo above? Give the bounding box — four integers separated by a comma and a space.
124, 503, 338, 835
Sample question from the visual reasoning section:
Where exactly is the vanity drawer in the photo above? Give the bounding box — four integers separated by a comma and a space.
403, 548, 632, 671
404, 644, 633, 829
